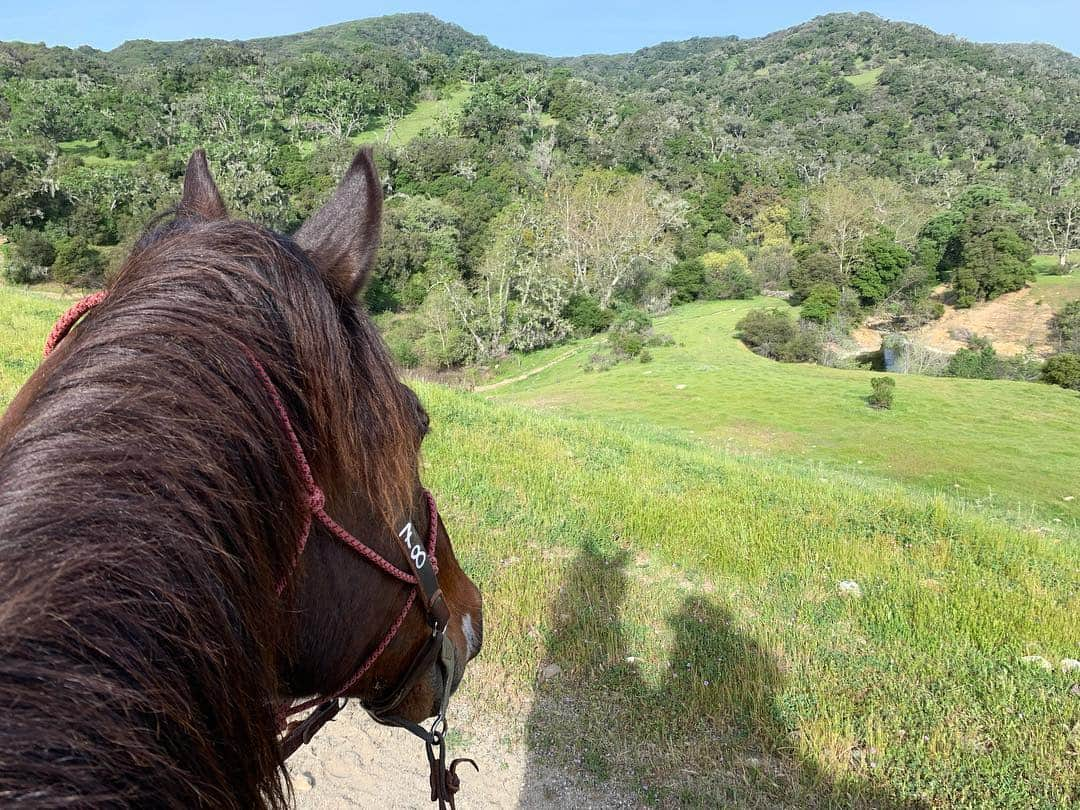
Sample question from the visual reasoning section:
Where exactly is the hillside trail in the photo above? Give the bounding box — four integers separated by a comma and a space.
473, 348, 585, 392
285, 699, 632, 809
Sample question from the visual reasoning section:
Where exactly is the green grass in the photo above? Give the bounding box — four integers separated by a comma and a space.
0, 285, 72, 409
486, 299, 1080, 531
56, 139, 135, 167
1029, 269, 1080, 308
297, 86, 472, 156
3, 285, 1078, 806
844, 67, 884, 88
354, 86, 471, 147
1033, 252, 1080, 276
422, 386, 1078, 807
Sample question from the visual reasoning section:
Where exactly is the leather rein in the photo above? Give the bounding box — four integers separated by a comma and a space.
44, 292, 475, 810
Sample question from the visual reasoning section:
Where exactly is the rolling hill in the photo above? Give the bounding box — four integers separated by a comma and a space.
483, 296, 1080, 531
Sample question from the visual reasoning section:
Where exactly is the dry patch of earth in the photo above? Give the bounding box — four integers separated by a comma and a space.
909, 285, 1055, 357
285, 699, 635, 809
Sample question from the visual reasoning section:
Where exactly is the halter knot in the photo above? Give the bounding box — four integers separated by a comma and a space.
307, 487, 326, 513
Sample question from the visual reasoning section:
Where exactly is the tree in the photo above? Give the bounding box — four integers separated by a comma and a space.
13, 230, 56, 268
1040, 178, 1080, 271
811, 177, 872, 280
800, 283, 841, 324
552, 171, 685, 307
952, 210, 1033, 307
699, 249, 756, 299
851, 230, 913, 305
439, 197, 569, 361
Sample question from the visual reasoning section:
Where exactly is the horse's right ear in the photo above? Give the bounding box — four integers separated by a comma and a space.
294, 148, 383, 297
179, 149, 227, 220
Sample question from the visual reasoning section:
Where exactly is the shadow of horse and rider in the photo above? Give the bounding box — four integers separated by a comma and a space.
518, 536, 923, 809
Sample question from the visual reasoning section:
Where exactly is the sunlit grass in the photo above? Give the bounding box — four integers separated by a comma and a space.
418, 384, 1078, 807
56, 139, 136, 166
844, 66, 884, 88
297, 86, 472, 156
487, 297, 1080, 530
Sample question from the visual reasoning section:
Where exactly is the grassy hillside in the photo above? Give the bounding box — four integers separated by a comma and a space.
352, 86, 471, 149
486, 298, 1080, 531
2, 284, 1078, 807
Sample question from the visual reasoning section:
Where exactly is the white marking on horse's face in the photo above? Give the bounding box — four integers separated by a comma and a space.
461, 613, 479, 659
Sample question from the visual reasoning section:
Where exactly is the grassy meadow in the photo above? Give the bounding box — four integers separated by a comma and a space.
2, 283, 1079, 806
485, 294, 1080, 532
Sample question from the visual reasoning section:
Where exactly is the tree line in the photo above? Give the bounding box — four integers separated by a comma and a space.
1, 12, 1077, 378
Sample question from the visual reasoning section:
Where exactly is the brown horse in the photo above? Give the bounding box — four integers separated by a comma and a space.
0, 149, 483, 808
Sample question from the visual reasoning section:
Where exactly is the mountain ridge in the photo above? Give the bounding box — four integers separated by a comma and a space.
1, 11, 1075, 74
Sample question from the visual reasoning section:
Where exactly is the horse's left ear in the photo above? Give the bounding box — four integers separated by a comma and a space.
179, 149, 227, 220
294, 148, 383, 296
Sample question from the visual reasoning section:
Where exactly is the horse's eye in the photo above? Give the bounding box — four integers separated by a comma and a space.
398, 383, 429, 439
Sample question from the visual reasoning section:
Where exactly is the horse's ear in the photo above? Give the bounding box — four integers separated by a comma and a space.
294, 148, 382, 296
179, 149, 227, 220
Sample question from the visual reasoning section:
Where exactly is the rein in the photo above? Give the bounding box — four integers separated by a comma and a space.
44, 292, 475, 810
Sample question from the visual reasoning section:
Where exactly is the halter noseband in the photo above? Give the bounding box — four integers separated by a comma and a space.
44, 292, 474, 810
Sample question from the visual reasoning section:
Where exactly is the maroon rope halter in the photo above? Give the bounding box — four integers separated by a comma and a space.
43, 292, 441, 725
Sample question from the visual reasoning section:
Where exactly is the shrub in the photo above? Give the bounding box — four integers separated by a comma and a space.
1049, 300, 1080, 353
51, 236, 105, 285
1042, 353, 1080, 390
779, 326, 823, 362
583, 352, 618, 372
945, 336, 1000, 379
904, 297, 946, 327
13, 230, 56, 269
2, 256, 49, 285
800, 283, 841, 324
607, 308, 653, 359
736, 308, 821, 362
638, 348, 653, 363
665, 258, 707, 304
709, 263, 759, 300
736, 308, 796, 356
563, 293, 614, 335
868, 376, 895, 409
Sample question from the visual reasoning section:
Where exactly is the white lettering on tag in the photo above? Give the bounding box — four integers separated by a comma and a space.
398, 522, 427, 570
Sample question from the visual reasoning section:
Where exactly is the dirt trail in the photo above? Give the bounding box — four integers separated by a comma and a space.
473, 349, 584, 393
285, 699, 632, 809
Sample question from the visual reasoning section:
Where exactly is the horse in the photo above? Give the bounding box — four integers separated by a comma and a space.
0, 148, 483, 808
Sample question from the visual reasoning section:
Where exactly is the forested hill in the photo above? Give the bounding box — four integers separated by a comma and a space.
2, 12, 1079, 377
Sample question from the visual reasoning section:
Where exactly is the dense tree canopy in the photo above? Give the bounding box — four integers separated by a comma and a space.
0, 11, 1076, 368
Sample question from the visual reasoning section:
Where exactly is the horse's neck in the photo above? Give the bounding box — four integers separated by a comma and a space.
0, 367, 288, 809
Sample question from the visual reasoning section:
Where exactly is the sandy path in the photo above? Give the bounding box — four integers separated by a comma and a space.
285, 700, 632, 809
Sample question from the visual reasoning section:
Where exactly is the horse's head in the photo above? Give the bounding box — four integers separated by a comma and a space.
177, 149, 483, 727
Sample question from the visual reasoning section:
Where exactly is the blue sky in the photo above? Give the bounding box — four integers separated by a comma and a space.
5, 1, 1078, 56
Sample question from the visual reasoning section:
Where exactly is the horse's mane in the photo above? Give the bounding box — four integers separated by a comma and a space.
0, 214, 416, 808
